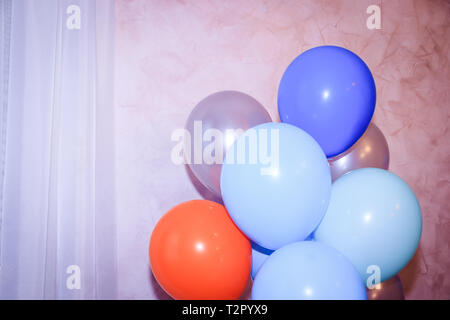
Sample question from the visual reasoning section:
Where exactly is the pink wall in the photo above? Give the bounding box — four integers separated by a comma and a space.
114, 0, 450, 299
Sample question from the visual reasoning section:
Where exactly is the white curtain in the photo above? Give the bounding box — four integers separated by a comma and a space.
0, 0, 116, 299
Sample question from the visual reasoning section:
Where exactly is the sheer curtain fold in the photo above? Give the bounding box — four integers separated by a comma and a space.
0, 0, 116, 299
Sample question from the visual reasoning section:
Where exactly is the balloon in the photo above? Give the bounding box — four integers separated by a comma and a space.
278, 45, 376, 157
251, 242, 274, 279
329, 123, 389, 181
149, 200, 251, 300
314, 168, 422, 283
185, 91, 271, 199
252, 241, 367, 300
366, 275, 405, 300
221, 122, 331, 250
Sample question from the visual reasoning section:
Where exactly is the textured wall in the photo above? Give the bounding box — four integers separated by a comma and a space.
114, 0, 450, 299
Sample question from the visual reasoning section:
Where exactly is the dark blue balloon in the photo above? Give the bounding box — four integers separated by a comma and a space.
251, 236, 314, 279
278, 46, 376, 157
251, 241, 274, 279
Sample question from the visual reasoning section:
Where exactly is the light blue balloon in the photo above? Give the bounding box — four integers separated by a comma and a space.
314, 168, 422, 283
221, 122, 331, 250
252, 241, 367, 300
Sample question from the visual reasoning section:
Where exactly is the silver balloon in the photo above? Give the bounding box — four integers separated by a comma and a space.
185, 91, 271, 198
328, 123, 389, 181
366, 275, 405, 300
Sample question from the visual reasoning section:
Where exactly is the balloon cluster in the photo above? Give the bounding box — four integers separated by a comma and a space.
149, 46, 422, 300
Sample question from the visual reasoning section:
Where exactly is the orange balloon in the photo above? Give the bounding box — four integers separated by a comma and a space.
149, 200, 251, 300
